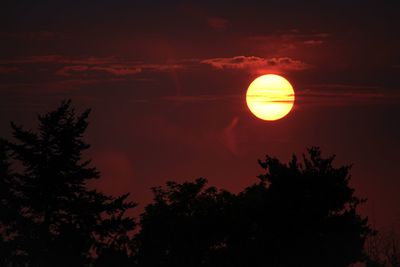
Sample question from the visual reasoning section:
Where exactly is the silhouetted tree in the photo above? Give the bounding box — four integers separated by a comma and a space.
1, 101, 136, 266
0, 139, 27, 266
135, 178, 236, 267
228, 147, 372, 267
135, 148, 372, 267
365, 229, 400, 267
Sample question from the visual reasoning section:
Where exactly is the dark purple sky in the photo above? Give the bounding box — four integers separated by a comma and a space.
1, 1, 399, 230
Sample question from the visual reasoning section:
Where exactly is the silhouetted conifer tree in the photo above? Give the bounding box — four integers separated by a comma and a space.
1, 100, 136, 266
0, 140, 26, 266
365, 229, 400, 267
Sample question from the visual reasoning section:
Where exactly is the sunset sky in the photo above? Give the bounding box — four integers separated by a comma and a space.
1, 1, 399, 230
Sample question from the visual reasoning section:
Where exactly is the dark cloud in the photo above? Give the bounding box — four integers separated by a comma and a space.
54, 62, 182, 78
247, 32, 330, 53
56, 65, 142, 77
0, 55, 184, 83
0, 66, 19, 74
163, 94, 240, 103
0, 55, 115, 65
0, 31, 71, 41
297, 85, 400, 107
202, 56, 309, 73
303, 40, 324, 46
207, 17, 228, 30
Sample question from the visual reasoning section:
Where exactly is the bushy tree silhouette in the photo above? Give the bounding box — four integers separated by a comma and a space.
229, 147, 371, 267
135, 178, 236, 267
136, 148, 372, 267
0, 101, 136, 266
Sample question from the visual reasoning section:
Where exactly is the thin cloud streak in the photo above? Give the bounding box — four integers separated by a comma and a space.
0, 66, 19, 74
159, 88, 399, 106
207, 17, 228, 30
0, 55, 184, 80
201, 56, 310, 73
296, 88, 400, 106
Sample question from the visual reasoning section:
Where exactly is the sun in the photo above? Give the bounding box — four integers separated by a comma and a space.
246, 74, 295, 121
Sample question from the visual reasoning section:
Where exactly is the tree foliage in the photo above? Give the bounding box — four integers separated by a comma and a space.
365, 230, 400, 267
0, 101, 136, 266
135, 148, 372, 267
135, 178, 236, 266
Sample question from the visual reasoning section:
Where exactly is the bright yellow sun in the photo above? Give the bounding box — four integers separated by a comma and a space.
246, 74, 295, 121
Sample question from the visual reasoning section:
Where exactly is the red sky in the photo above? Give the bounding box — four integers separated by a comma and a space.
1, 1, 399, 231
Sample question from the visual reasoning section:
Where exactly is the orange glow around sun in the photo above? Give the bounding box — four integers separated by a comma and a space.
246, 74, 295, 121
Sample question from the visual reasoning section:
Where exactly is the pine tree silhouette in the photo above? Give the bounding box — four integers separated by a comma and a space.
1, 100, 136, 266
0, 139, 26, 266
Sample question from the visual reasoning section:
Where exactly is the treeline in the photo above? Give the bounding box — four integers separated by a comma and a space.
0, 101, 394, 267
